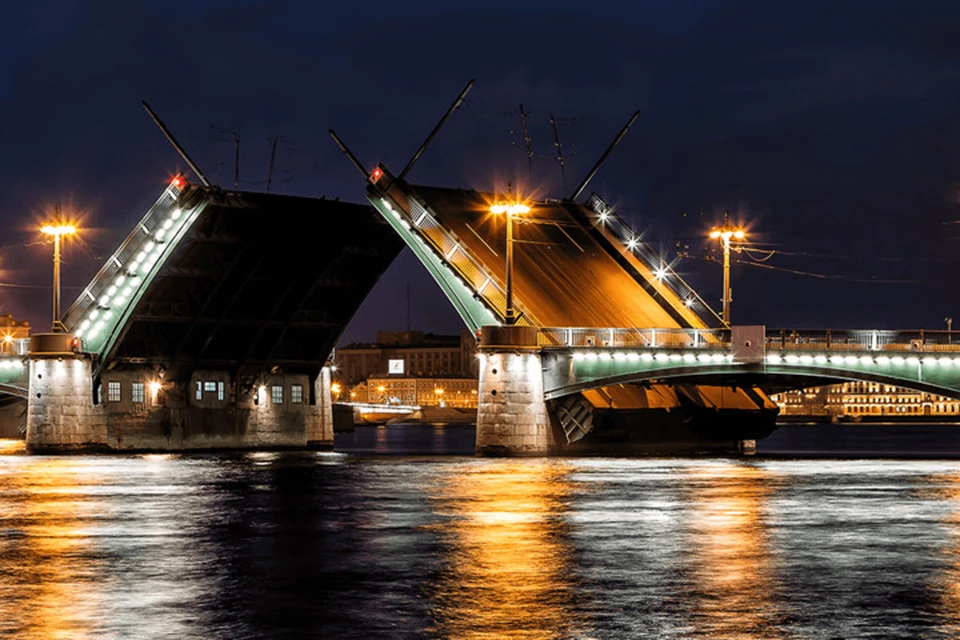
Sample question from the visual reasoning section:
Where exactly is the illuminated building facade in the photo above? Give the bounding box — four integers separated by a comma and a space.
0, 315, 30, 355
336, 329, 480, 409
336, 329, 478, 384
771, 382, 960, 418
352, 375, 478, 408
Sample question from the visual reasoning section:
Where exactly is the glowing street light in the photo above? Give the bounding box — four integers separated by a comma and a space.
708, 211, 746, 325
41, 218, 77, 333
490, 201, 530, 325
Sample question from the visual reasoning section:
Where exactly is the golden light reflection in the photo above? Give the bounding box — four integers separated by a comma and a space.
684, 463, 785, 639
426, 460, 584, 639
0, 457, 103, 638
919, 470, 960, 635
0, 438, 25, 455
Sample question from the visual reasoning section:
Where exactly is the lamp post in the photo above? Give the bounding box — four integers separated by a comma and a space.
41, 220, 77, 333
490, 202, 530, 325
708, 212, 746, 325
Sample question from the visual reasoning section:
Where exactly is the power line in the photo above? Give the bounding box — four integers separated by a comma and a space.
678, 251, 921, 283
732, 257, 920, 283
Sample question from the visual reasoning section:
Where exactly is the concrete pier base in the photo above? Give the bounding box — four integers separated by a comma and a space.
475, 325, 550, 456
307, 365, 335, 448
26, 334, 107, 453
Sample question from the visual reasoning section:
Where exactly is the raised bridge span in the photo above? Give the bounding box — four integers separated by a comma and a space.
23, 176, 404, 452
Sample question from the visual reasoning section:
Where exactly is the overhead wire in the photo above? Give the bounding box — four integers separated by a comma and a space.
677, 251, 921, 283
730, 256, 920, 283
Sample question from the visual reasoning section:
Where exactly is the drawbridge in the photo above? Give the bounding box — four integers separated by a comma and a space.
60, 176, 404, 391
329, 83, 777, 447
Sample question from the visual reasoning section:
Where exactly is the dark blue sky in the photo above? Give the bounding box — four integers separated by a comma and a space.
2, 0, 960, 344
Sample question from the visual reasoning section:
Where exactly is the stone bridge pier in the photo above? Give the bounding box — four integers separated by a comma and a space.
475, 325, 552, 456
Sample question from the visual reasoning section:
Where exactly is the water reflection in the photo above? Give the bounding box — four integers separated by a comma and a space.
427, 460, 584, 639
0, 456, 104, 638
923, 470, 960, 636
683, 462, 787, 639
0, 438, 25, 455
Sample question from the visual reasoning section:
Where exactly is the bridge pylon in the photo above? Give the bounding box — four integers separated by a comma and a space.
475, 325, 552, 456
26, 333, 107, 452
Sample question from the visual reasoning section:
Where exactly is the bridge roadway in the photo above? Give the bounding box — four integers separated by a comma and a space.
540, 327, 960, 401
366, 166, 721, 333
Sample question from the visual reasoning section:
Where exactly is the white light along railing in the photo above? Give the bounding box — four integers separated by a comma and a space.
584, 194, 717, 318
378, 189, 518, 325
539, 327, 730, 349
63, 176, 191, 349
540, 327, 960, 353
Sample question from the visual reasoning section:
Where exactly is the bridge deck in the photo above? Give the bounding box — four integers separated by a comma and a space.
64, 183, 404, 383
404, 185, 718, 330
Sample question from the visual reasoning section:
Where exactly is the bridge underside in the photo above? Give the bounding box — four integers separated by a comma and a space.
99, 187, 404, 387
545, 357, 960, 402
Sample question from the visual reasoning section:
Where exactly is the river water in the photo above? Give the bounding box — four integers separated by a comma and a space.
4, 429, 960, 639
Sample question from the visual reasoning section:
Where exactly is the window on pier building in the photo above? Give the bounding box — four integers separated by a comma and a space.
271, 384, 283, 404
195, 380, 226, 402
131, 382, 144, 404
107, 381, 121, 403
291, 384, 303, 404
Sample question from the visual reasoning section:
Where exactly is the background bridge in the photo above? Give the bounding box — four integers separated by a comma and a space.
539, 327, 960, 402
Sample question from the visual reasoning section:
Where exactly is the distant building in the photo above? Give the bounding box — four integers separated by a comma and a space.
0, 314, 30, 356
335, 329, 478, 385
351, 375, 478, 408
335, 329, 479, 409
771, 382, 960, 417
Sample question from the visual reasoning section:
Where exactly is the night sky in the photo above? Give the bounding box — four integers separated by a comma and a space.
2, 1, 960, 346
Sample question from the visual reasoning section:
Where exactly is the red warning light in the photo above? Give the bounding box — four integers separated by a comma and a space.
71, 337, 81, 352
171, 175, 185, 189
370, 167, 383, 182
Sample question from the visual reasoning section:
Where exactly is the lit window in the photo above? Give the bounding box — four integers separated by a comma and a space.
291, 384, 303, 404
204, 381, 217, 393
271, 385, 283, 404
131, 382, 144, 403
195, 381, 202, 401
108, 381, 121, 403
217, 381, 225, 401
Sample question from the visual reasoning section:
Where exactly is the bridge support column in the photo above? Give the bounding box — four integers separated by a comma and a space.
307, 364, 335, 448
25, 333, 107, 453
475, 325, 550, 456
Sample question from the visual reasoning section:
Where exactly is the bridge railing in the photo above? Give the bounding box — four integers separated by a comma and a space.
539, 327, 960, 353
768, 329, 960, 353
404, 194, 512, 320
62, 176, 187, 349
583, 194, 720, 323
539, 327, 731, 349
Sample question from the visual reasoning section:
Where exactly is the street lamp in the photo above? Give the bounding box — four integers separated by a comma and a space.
41, 220, 77, 333
708, 212, 746, 325
490, 202, 530, 325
